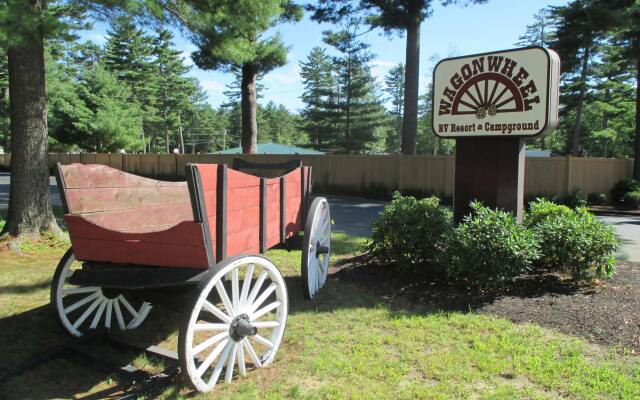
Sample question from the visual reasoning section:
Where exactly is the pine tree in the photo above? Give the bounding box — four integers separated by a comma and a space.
324, 19, 387, 153
384, 63, 404, 153
104, 18, 159, 152
184, 0, 303, 153
299, 47, 335, 150
151, 28, 196, 153
308, 0, 488, 155
516, 8, 556, 47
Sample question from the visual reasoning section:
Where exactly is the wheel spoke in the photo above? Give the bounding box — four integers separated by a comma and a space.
196, 338, 228, 378
239, 263, 255, 307
72, 296, 102, 329
113, 298, 126, 330
118, 295, 139, 318
237, 340, 246, 377
225, 343, 237, 383
215, 281, 235, 317
65, 291, 101, 314
252, 321, 280, 329
245, 271, 267, 307
231, 268, 239, 310
251, 300, 281, 321
252, 334, 274, 349
193, 331, 228, 356
90, 299, 108, 329
203, 300, 232, 323
243, 339, 262, 368
208, 342, 232, 386
62, 286, 100, 296
194, 323, 229, 332
249, 282, 277, 314
105, 299, 113, 329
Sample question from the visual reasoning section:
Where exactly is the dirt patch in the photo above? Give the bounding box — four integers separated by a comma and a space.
332, 258, 640, 354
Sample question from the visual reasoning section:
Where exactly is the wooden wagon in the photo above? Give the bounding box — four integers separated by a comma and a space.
51, 159, 331, 392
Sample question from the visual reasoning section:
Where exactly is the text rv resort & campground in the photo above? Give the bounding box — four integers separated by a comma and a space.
432, 47, 560, 138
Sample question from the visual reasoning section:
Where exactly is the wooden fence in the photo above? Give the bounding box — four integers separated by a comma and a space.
0, 153, 634, 197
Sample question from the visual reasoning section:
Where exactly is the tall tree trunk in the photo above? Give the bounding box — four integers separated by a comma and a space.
634, 60, 640, 179
571, 46, 590, 156
2, 3, 60, 239
401, 17, 420, 155
241, 63, 258, 154
178, 113, 185, 154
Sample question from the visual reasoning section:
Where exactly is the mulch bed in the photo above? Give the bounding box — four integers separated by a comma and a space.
332, 258, 640, 354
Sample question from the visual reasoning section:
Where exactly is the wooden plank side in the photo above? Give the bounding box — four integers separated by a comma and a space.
226, 228, 261, 257
65, 216, 208, 268
66, 186, 190, 214
79, 202, 194, 233
227, 168, 261, 189
61, 164, 185, 189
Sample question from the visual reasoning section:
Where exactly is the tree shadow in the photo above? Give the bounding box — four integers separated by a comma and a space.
0, 279, 51, 294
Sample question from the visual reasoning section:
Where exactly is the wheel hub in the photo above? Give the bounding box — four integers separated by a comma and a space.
315, 240, 329, 257
229, 314, 257, 342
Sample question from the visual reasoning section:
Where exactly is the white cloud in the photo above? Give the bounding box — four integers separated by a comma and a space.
181, 51, 194, 66
264, 64, 301, 86
370, 59, 398, 83
87, 33, 107, 44
201, 80, 225, 92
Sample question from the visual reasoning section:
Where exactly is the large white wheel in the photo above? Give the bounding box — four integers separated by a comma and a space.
179, 255, 288, 393
50, 248, 152, 338
302, 197, 331, 299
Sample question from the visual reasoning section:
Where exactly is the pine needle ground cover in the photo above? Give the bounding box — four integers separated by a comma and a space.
0, 232, 639, 399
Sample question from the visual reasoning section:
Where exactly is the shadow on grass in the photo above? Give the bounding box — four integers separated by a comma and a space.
0, 279, 51, 294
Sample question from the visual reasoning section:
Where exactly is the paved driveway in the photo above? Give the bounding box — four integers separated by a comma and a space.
2, 171, 639, 262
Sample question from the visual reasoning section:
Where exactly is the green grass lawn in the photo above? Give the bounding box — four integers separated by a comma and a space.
1, 233, 639, 399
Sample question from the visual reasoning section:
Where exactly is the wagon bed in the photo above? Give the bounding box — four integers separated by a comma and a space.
56, 162, 311, 269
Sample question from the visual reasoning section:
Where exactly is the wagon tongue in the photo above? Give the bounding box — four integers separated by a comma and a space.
229, 314, 257, 342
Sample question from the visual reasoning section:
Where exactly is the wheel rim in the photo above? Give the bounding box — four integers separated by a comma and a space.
53, 251, 152, 337
305, 199, 331, 298
182, 256, 288, 392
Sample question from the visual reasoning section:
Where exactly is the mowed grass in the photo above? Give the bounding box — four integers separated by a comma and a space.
1, 232, 639, 399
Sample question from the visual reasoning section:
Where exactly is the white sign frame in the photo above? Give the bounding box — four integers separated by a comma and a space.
432, 46, 560, 138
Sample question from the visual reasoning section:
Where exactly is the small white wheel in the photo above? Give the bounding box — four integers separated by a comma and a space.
179, 255, 288, 393
50, 248, 152, 338
302, 197, 331, 299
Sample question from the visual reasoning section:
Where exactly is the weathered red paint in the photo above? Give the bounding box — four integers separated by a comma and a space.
60, 163, 310, 270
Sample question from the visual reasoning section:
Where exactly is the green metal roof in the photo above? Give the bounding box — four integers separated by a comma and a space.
216, 143, 324, 155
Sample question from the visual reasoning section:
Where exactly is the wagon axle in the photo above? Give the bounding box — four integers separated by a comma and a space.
315, 242, 329, 257
229, 314, 257, 342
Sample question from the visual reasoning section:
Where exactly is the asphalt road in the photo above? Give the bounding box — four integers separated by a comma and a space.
1, 171, 639, 262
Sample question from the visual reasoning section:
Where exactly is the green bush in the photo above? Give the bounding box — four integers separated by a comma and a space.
611, 179, 640, 205
557, 187, 588, 208
368, 192, 452, 270
587, 192, 608, 205
440, 202, 540, 287
622, 190, 640, 208
525, 199, 618, 281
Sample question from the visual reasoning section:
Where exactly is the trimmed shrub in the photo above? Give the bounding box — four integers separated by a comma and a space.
525, 199, 618, 281
611, 179, 640, 205
440, 202, 540, 288
622, 190, 640, 208
587, 192, 608, 206
557, 187, 588, 209
368, 192, 452, 270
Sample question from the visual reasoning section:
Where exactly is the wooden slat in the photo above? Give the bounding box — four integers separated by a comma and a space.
66, 187, 190, 214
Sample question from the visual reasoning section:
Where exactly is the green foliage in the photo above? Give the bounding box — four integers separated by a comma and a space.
367, 192, 452, 270
441, 202, 540, 288
525, 199, 618, 282
587, 192, 608, 205
383, 63, 404, 153
621, 190, 640, 208
299, 47, 335, 150
557, 187, 588, 208
611, 179, 640, 205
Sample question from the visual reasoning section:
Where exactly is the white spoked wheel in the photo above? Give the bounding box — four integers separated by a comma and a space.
179, 255, 288, 393
302, 197, 331, 299
50, 248, 152, 338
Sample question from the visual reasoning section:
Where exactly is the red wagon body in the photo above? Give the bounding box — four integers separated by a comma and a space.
57, 162, 311, 269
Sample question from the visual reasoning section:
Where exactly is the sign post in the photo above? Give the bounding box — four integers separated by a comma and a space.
432, 46, 560, 222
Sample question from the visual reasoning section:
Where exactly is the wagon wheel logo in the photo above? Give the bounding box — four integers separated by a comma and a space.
451, 72, 525, 119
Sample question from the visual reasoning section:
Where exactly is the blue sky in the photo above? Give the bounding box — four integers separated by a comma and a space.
78, 0, 568, 112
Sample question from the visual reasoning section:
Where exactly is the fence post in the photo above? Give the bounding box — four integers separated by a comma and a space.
564, 155, 573, 195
